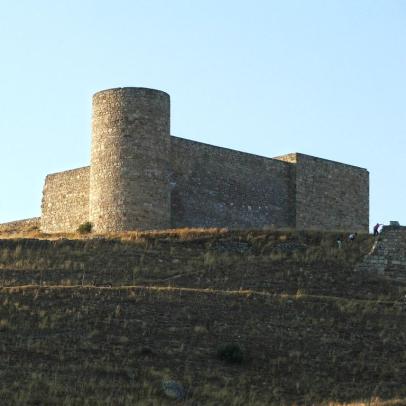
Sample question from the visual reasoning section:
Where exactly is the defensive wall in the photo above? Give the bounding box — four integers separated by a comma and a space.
41, 167, 89, 233
0, 217, 40, 232
276, 153, 369, 231
357, 224, 406, 282
40, 87, 369, 233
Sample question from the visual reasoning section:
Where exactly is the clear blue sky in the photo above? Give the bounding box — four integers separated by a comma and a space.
0, 0, 405, 229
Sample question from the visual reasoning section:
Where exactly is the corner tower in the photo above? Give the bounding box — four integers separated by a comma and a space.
89, 87, 170, 232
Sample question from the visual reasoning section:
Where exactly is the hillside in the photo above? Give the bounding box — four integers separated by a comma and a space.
0, 224, 405, 405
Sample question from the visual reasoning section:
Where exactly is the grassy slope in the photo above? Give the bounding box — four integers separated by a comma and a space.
0, 225, 405, 405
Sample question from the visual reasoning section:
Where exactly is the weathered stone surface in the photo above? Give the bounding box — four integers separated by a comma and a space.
0, 218, 40, 232
275, 153, 369, 232
170, 137, 295, 229
357, 225, 406, 281
89, 88, 170, 232
41, 167, 89, 233
39, 87, 370, 233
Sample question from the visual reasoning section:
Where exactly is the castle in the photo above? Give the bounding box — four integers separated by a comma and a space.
40, 87, 369, 233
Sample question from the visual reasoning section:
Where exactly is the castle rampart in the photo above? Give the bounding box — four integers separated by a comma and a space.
170, 136, 295, 229
39, 87, 369, 233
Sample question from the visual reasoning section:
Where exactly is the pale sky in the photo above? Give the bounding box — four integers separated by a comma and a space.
0, 0, 405, 229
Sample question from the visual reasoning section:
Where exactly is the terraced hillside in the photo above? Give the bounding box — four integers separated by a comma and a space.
0, 225, 405, 405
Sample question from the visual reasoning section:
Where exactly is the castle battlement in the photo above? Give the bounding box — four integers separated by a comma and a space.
40, 87, 369, 233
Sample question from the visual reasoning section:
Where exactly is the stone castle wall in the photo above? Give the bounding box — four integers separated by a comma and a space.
41, 167, 90, 233
0, 217, 40, 232
276, 153, 369, 232
39, 87, 370, 233
357, 225, 406, 281
170, 137, 295, 229
89, 88, 170, 233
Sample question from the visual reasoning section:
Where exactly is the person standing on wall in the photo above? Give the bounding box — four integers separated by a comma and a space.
373, 223, 382, 237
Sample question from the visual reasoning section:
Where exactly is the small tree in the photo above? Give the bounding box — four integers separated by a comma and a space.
77, 222, 93, 234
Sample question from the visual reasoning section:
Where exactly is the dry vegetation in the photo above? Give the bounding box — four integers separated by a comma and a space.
0, 222, 405, 405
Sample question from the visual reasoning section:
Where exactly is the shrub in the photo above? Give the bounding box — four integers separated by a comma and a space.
77, 222, 93, 234
216, 343, 244, 364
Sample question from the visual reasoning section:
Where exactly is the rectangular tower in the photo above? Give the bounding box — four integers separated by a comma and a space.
275, 153, 369, 232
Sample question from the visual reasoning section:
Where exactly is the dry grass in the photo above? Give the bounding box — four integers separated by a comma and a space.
0, 222, 404, 404
0, 228, 397, 304
0, 218, 230, 241
0, 285, 404, 404
327, 400, 406, 406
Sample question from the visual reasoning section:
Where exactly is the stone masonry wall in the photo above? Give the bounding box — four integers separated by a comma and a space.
89, 88, 171, 232
276, 153, 369, 232
41, 167, 90, 233
170, 137, 295, 229
0, 218, 40, 232
38, 87, 370, 234
357, 225, 406, 281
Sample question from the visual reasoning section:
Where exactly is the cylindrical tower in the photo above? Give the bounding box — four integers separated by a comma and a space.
89, 87, 170, 232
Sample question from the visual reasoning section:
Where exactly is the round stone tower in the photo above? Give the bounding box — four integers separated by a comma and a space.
89, 87, 171, 232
